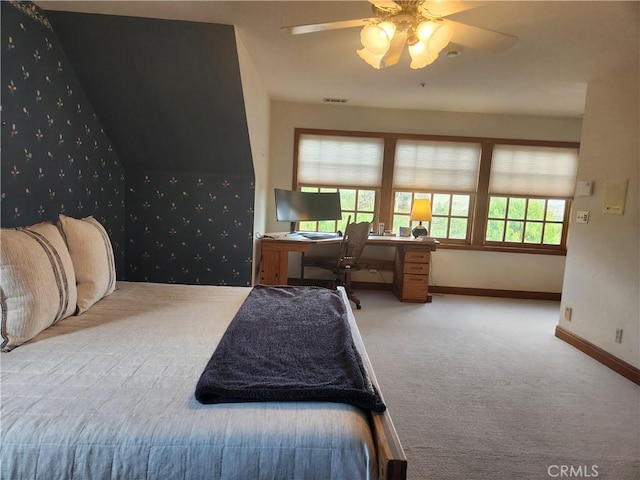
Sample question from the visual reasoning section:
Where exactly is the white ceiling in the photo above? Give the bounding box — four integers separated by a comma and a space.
38, 1, 639, 117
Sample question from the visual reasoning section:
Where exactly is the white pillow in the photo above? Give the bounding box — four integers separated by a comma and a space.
58, 215, 116, 314
1, 222, 77, 351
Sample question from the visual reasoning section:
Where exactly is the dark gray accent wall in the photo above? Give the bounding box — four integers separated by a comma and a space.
46, 12, 253, 176
47, 11, 255, 286
1, 1, 126, 276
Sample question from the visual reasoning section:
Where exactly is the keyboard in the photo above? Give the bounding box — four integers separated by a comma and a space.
301, 232, 339, 240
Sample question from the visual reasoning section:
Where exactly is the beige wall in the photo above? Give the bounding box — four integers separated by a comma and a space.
267, 101, 582, 292
559, 66, 640, 368
235, 32, 271, 282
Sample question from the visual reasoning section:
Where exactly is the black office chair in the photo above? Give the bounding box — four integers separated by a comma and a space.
301, 221, 371, 309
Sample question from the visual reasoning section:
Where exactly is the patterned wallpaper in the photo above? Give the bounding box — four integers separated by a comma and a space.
1, 0, 126, 275
126, 172, 254, 285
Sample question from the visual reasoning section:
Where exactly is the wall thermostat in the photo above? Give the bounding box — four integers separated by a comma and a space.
575, 180, 594, 196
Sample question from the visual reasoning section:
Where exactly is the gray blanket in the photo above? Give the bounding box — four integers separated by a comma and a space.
195, 285, 386, 412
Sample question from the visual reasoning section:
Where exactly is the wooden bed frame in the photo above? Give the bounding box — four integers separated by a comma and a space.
338, 288, 408, 480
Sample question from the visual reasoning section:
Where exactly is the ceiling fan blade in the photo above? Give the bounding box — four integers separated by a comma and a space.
381, 30, 408, 67
282, 18, 373, 35
420, 1, 486, 18
448, 20, 517, 53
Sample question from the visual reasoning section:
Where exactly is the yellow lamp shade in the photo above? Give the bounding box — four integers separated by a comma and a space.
410, 199, 432, 222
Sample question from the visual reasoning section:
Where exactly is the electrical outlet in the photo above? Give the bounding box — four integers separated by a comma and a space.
564, 306, 572, 321
615, 329, 623, 344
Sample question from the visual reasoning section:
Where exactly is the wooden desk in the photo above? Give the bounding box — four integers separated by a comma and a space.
259, 233, 437, 303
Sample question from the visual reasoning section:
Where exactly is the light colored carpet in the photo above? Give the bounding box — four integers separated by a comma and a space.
353, 291, 640, 480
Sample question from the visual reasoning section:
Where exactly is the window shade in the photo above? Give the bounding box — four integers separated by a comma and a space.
298, 134, 384, 187
489, 145, 579, 197
393, 140, 481, 192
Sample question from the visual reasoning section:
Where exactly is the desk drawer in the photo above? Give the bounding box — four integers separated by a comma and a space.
402, 274, 429, 300
403, 262, 430, 275
404, 251, 430, 263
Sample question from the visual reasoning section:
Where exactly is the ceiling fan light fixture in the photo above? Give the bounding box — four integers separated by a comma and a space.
415, 20, 437, 44
360, 22, 395, 55
357, 47, 385, 69
355, 2, 466, 70
408, 41, 439, 69
285, 0, 517, 71
426, 21, 454, 53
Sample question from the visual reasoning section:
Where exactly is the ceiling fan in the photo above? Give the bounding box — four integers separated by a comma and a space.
282, 1, 517, 69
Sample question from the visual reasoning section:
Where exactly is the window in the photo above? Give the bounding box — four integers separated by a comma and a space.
293, 128, 579, 254
296, 132, 383, 232
391, 140, 481, 240
485, 145, 579, 248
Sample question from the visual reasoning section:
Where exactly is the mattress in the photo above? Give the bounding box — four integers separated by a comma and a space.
1, 282, 377, 479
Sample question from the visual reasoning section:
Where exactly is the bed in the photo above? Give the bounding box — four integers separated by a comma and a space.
1, 218, 407, 480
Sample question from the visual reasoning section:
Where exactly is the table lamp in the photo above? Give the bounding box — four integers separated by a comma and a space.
410, 199, 432, 238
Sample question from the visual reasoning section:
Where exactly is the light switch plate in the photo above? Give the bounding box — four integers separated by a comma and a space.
576, 211, 589, 224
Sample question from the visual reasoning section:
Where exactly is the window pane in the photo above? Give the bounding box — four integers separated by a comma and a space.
301, 186, 318, 193
527, 199, 545, 221
432, 194, 450, 216
546, 199, 566, 221
356, 212, 375, 224
430, 218, 448, 238
449, 218, 468, 239
524, 222, 543, 243
507, 198, 526, 220
318, 220, 335, 232
395, 192, 412, 214
392, 214, 410, 232
299, 221, 315, 231
358, 190, 375, 212
486, 220, 505, 241
488, 197, 507, 219
451, 195, 470, 216
340, 189, 356, 210
505, 220, 524, 242
543, 223, 563, 245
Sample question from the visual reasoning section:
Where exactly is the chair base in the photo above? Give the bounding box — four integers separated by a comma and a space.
328, 275, 361, 309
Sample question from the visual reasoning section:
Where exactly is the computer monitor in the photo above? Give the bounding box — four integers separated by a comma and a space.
274, 189, 342, 233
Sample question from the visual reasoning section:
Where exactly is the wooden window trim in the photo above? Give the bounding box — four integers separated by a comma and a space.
292, 128, 579, 256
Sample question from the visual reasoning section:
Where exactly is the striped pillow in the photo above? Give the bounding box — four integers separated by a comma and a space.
58, 215, 116, 314
1, 222, 77, 351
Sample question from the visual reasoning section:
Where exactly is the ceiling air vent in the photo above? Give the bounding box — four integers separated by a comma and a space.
323, 97, 348, 104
